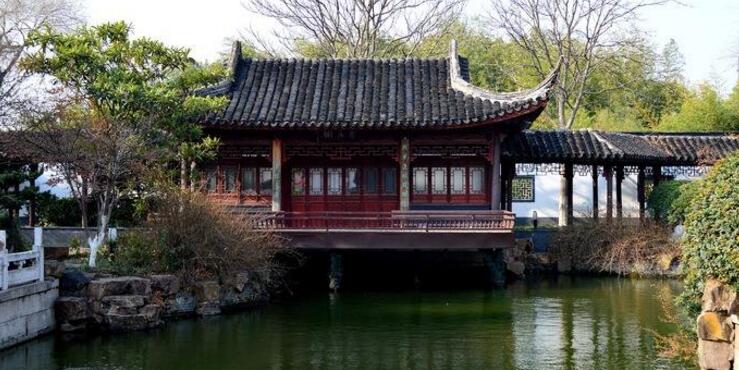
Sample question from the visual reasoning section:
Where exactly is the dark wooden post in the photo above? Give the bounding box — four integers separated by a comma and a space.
271, 138, 283, 212
616, 166, 624, 222
591, 165, 599, 220
653, 165, 662, 187
563, 163, 574, 226
604, 166, 613, 223
501, 161, 515, 211
399, 137, 411, 211
490, 134, 502, 211
637, 165, 646, 223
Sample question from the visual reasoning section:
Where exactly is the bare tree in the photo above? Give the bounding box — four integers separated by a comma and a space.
0, 0, 81, 123
243, 0, 466, 58
488, 0, 675, 129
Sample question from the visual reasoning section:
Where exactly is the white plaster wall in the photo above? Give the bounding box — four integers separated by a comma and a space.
513, 173, 641, 220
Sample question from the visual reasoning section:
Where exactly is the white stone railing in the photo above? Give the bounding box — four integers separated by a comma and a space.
0, 228, 45, 291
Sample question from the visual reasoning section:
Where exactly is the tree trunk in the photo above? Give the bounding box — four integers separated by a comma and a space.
88, 193, 115, 268
189, 161, 197, 192
80, 182, 88, 228
180, 158, 188, 190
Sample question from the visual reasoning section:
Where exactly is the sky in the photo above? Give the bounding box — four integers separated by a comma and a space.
85, 0, 739, 93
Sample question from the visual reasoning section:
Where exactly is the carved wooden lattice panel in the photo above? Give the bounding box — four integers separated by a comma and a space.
286, 145, 397, 159
218, 145, 270, 160
412, 145, 489, 158
511, 176, 535, 202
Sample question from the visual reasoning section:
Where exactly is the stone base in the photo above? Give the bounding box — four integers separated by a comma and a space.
0, 280, 59, 350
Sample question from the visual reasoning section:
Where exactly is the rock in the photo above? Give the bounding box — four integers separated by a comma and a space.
149, 275, 180, 296
196, 301, 221, 316
224, 272, 250, 293
533, 253, 551, 265
44, 246, 69, 259
194, 281, 220, 302
104, 313, 151, 332
55, 297, 89, 323
45, 260, 66, 278
60, 270, 91, 293
698, 339, 733, 370
165, 291, 196, 317
557, 258, 572, 273
657, 253, 679, 272
88, 277, 151, 300
702, 279, 737, 313
506, 261, 525, 277
99, 295, 147, 315
220, 284, 263, 309
697, 312, 733, 342
139, 304, 162, 324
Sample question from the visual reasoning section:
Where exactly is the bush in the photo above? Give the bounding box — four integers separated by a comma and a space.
647, 180, 699, 225
550, 219, 678, 275
37, 194, 83, 226
678, 153, 739, 317
107, 190, 287, 284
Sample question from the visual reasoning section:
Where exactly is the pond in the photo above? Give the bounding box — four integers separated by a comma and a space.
2, 277, 690, 370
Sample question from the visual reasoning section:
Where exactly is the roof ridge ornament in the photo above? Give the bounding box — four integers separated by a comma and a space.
228, 40, 243, 82
448, 39, 562, 104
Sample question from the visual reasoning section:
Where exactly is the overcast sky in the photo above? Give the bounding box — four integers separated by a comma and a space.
85, 0, 739, 93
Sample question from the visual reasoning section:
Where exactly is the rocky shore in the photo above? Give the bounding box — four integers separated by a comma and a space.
54, 268, 267, 333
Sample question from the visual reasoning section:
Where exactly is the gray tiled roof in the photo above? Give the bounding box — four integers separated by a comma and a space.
503, 129, 739, 165
200, 41, 560, 129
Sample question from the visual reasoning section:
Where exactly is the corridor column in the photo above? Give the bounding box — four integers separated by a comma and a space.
271, 138, 283, 212
637, 165, 646, 222
604, 166, 613, 223
616, 166, 624, 222
490, 134, 502, 211
399, 137, 411, 211
591, 165, 599, 220
559, 163, 574, 226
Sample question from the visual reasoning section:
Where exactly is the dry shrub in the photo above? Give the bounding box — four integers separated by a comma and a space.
549, 219, 679, 275
109, 190, 289, 284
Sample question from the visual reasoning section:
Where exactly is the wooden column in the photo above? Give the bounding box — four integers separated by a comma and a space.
616, 166, 624, 222
490, 134, 502, 211
399, 137, 411, 211
591, 165, 599, 220
637, 165, 646, 223
604, 166, 613, 223
565, 163, 574, 226
559, 163, 574, 226
653, 165, 662, 187
271, 138, 283, 212
506, 163, 515, 211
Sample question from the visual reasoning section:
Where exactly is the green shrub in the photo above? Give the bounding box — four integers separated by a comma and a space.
37, 194, 84, 226
678, 153, 739, 317
647, 180, 699, 225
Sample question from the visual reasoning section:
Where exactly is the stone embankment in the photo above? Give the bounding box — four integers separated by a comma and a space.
696, 279, 739, 370
54, 269, 267, 333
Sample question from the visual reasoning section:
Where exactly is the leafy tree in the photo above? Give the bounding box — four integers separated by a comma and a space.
678, 153, 739, 317
0, 158, 43, 251
21, 22, 225, 266
658, 84, 737, 132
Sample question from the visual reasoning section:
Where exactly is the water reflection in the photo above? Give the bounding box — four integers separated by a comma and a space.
1, 277, 688, 370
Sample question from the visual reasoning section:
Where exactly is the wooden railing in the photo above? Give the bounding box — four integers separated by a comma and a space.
0, 228, 45, 291
252, 210, 516, 233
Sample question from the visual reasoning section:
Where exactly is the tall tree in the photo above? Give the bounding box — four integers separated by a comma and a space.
0, 0, 81, 123
21, 22, 225, 266
243, 0, 466, 58
488, 0, 674, 129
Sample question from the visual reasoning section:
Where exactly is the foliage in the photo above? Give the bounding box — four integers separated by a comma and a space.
107, 189, 287, 283
658, 84, 738, 132
678, 153, 739, 317
647, 180, 699, 225
21, 22, 226, 265
37, 194, 83, 226
549, 220, 678, 276
0, 159, 43, 250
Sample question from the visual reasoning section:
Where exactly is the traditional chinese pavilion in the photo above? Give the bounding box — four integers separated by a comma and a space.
198, 40, 560, 251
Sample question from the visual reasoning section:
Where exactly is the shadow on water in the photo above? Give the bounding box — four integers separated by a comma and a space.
1, 273, 690, 370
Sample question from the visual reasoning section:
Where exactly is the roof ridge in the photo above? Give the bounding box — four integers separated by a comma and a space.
591, 130, 625, 155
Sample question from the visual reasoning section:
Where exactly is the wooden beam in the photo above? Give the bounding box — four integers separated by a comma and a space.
637, 165, 646, 223
616, 166, 624, 222
591, 165, 599, 220
271, 138, 283, 212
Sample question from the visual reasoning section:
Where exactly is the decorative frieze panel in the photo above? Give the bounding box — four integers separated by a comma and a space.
218, 145, 270, 160
286, 145, 397, 160
411, 145, 489, 159
661, 166, 709, 178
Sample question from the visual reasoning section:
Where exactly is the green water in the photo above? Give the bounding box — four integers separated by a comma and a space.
2, 277, 691, 370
